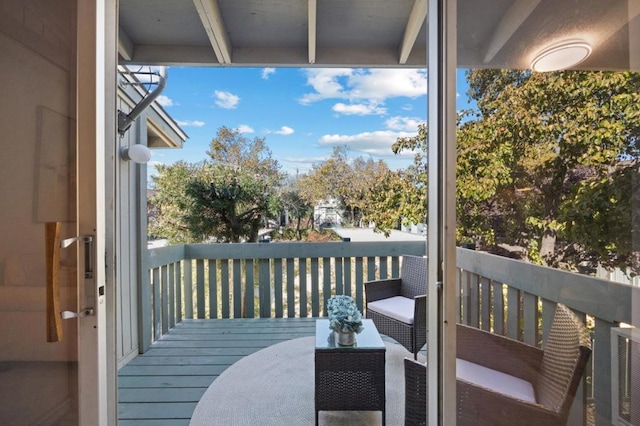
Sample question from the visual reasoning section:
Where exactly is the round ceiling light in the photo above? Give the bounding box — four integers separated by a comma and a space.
531, 40, 592, 72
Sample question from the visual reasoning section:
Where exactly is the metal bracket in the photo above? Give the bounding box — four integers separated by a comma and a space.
60, 235, 94, 279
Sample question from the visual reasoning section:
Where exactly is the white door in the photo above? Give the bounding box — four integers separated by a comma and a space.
0, 0, 115, 423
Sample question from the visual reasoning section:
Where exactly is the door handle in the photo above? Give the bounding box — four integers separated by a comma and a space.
45, 222, 63, 342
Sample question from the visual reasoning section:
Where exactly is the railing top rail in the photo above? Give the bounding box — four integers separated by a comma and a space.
147, 244, 185, 269
457, 248, 639, 326
183, 241, 427, 260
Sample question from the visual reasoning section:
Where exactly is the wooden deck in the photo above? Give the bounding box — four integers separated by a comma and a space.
117, 318, 317, 425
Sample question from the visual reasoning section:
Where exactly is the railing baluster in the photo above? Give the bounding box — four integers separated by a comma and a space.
286, 258, 295, 317
379, 256, 388, 279
344, 257, 352, 297
245, 259, 255, 318
594, 317, 614, 426
480, 277, 491, 331
196, 259, 205, 319
322, 257, 331, 314
168, 263, 175, 329
258, 258, 270, 318
459, 270, 470, 324
355, 257, 364, 312
311, 258, 319, 316
184, 259, 193, 319
152, 267, 161, 341
491, 280, 504, 335
468, 273, 480, 328
391, 256, 400, 277
161, 265, 169, 334
208, 259, 218, 319
274, 258, 283, 318
299, 258, 308, 317
233, 259, 242, 318
506, 287, 519, 340
221, 260, 230, 318
176, 261, 182, 322
522, 292, 537, 345
336, 257, 343, 294
367, 256, 376, 281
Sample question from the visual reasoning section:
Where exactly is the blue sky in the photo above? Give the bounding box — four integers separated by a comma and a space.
149, 67, 472, 177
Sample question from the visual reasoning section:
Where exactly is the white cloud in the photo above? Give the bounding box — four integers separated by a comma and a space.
176, 119, 205, 127
236, 124, 255, 133
298, 68, 352, 104
299, 68, 427, 105
385, 116, 424, 131
214, 90, 240, 109
332, 102, 386, 116
262, 68, 276, 79
156, 95, 174, 107
273, 126, 294, 135
318, 130, 418, 157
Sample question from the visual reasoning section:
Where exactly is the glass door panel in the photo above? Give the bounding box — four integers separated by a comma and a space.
453, 0, 640, 424
0, 0, 80, 423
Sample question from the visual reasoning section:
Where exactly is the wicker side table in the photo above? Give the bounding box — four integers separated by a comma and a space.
315, 319, 386, 425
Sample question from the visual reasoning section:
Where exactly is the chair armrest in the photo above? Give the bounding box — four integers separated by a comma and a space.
457, 323, 543, 383
364, 278, 401, 303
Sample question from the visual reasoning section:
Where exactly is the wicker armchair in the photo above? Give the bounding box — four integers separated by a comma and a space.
404, 303, 592, 426
365, 255, 427, 359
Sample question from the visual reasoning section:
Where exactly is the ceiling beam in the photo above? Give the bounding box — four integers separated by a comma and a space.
118, 27, 134, 61
308, 0, 317, 64
483, 0, 540, 64
193, 0, 232, 64
399, 0, 427, 64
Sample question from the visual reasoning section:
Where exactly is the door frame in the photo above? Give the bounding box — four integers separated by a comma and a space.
76, 0, 117, 423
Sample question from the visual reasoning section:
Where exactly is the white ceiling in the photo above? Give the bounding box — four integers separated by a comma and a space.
118, 0, 640, 70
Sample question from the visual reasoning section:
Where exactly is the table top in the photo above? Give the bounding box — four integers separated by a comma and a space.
315, 319, 385, 350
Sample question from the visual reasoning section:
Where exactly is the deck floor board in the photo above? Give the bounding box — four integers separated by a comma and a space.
117, 318, 317, 423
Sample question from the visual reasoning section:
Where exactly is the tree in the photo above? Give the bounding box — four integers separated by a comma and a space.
148, 161, 198, 244
299, 146, 353, 226
150, 127, 283, 244
461, 69, 640, 271
366, 124, 428, 235
299, 146, 393, 228
278, 175, 313, 240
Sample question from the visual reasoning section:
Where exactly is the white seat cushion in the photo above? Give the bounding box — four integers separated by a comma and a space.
367, 296, 414, 324
456, 358, 536, 403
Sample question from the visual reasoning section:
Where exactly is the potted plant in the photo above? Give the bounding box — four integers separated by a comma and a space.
326, 295, 364, 345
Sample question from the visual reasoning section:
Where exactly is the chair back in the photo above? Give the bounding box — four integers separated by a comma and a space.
400, 255, 427, 299
535, 303, 592, 420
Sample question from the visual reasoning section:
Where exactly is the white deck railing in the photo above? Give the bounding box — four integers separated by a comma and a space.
143, 242, 639, 425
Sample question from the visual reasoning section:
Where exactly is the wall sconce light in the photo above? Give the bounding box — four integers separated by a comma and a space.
531, 40, 592, 72
120, 144, 152, 164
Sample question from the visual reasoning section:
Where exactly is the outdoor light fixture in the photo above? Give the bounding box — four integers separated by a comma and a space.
121, 144, 152, 164
531, 40, 592, 72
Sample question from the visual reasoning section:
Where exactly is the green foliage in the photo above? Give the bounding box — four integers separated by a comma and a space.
459, 69, 640, 270
561, 165, 636, 269
365, 124, 428, 236
149, 127, 282, 244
